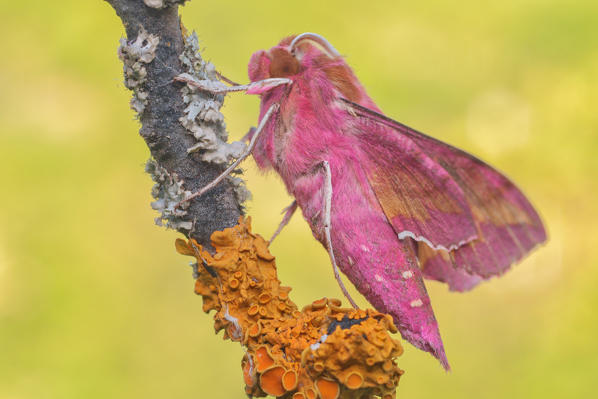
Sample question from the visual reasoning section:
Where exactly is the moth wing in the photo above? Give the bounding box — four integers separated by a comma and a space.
417, 242, 483, 291
344, 99, 547, 282
322, 162, 451, 369
350, 111, 479, 252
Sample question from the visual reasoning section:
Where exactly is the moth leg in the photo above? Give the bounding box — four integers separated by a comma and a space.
269, 200, 298, 244
175, 103, 279, 208
214, 70, 240, 86
175, 74, 292, 94
240, 127, 256, 143
322, 160, 359, 309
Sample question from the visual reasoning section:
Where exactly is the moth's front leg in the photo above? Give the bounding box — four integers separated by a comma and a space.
175, 73, 292, 95
175, 103, 279, 208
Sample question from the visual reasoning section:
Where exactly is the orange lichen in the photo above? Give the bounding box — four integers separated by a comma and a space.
260, 366, 286, 397
175, 217, 404, 398
282, 370, 299, 391
255, 346, 275, 373
316, 379, 340, 399
249, 323, 261, 337
248, 304, 259, 316
229, 278, 240, 289
313, 362, 325, 373
345, 372, 364, 390
243, 356, 257, 387
174, 238, 195, 255
311, 298, 327, 309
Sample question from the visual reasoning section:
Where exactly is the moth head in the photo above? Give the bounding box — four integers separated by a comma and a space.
248, 33, 341, 82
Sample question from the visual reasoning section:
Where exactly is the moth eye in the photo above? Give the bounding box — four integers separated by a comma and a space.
269, 48, 300, 78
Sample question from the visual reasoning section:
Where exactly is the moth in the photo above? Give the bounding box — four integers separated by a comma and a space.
177, 32, 547, 369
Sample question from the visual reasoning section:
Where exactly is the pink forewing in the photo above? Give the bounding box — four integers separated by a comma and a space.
342, 99, 547, 281
327, 162, 451, 369
353, 116, 479, 252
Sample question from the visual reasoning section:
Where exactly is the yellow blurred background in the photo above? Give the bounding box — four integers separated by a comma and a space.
1, 0, 597, 398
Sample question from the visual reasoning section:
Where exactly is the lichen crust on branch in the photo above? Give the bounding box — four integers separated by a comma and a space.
107, 0, 248, 245
178, 31, 251, 204
175, 217, 404, 399
117, 29, 160, 115
143, 0, 188, 9
145, 158, 194, 230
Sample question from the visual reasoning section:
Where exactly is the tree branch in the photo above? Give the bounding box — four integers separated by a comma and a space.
103, 5, 407, 396
105, 0, 245, 249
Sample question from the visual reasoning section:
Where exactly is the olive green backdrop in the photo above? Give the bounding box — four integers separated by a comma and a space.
1, 0, 597, 398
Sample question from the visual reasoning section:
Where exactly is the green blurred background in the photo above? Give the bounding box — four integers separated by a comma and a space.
1, 0, 597, 398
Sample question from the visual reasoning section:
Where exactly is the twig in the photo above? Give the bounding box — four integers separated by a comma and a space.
104, 0, 242, 249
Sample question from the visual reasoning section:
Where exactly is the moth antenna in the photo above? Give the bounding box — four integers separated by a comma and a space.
290, 32, 340, 58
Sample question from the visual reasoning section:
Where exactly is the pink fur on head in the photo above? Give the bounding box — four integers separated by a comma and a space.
248, 50, 270, 82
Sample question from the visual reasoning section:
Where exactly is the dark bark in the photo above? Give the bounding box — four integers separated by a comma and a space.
104, 0, 242, 249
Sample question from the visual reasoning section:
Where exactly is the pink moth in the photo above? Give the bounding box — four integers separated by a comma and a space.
177, 33, 546, 369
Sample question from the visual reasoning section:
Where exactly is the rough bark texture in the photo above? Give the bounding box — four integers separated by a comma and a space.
105, 0, 242, 248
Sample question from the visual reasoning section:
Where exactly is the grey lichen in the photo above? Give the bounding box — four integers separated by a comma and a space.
145, 158, 194, 231
178, 33, 240, 156
143, 0, 188, 9
117, 30, 159, 115
178, 31, 250, 203
228, 175, 252, 205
